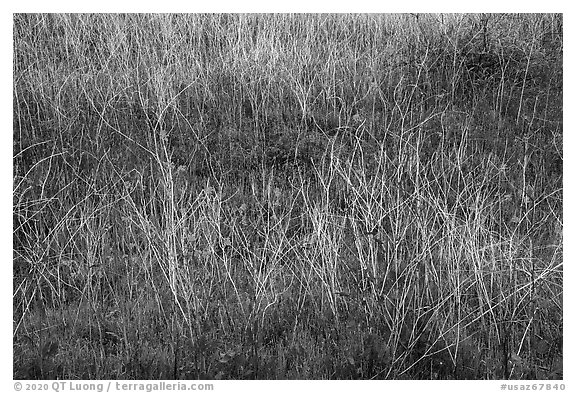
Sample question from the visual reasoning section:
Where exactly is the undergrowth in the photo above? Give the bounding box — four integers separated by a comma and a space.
13, 13, 562, 379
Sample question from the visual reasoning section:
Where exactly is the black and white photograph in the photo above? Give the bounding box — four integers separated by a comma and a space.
12, 12, 563, 381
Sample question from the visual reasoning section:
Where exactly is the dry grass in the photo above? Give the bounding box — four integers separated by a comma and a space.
13, 13, 562, 379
